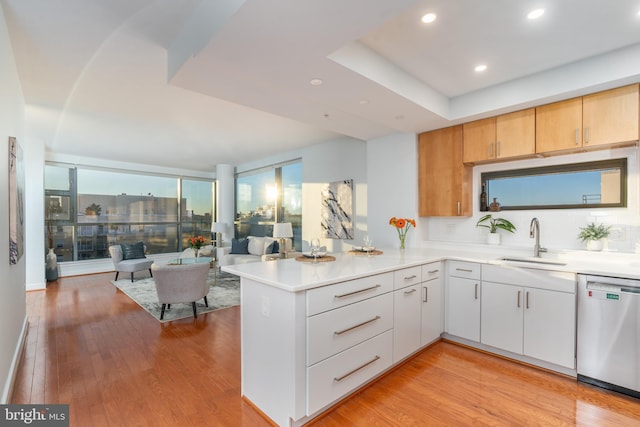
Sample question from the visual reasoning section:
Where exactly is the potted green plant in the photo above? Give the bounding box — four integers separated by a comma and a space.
476, 214, 516, 245
578, 223, 611, 251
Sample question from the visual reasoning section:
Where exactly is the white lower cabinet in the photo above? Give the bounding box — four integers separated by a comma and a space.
307, 330, 393, 415
393, 284, 422, 362
481, 265, 576, 369
447, 276, 481, 342
421, 276, 442, 346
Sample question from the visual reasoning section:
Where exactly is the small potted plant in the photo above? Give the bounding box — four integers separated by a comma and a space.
578, 223, 611, 251
476, 214, 516, 245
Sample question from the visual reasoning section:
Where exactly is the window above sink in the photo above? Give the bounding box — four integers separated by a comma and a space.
481, 158, 627, 210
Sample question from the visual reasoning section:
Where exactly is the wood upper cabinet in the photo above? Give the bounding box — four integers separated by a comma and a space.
535, 97, 583, 153
463, 117, 496, 163
537, 84, 639, 154
496, 109, 535, 158
583, 84, 639, 147
463, 109, 535, 164
418, 126, 471, 217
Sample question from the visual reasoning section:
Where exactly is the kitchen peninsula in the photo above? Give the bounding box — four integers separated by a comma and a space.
223, 245, 640, 426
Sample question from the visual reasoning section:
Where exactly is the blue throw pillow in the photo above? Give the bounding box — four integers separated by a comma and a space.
231, 238, 249, 254
265, 240, 280, 254
121, 241, 146, 260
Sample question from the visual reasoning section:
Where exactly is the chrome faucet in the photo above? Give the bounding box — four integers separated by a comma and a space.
529, 217, 547, 257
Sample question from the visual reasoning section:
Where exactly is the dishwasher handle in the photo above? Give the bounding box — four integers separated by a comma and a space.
587, 281, 640, 295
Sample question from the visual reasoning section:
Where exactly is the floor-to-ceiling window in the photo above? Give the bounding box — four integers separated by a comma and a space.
44, 164, 214, 261
235, 160, 301, 250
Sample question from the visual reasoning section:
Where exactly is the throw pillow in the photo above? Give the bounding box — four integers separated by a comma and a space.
121, 241, 146, 260
265, 240, 280, 254
231, 238, 249, 254
248, 236, 266, 256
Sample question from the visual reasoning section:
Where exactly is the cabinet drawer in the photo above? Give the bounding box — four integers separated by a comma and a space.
307, 272, 394, 316
393, 266, 422, 289
448, 260, 481, 280
307, 293, 393, 366
422, 261, 442, 281
307, 330, 393, 415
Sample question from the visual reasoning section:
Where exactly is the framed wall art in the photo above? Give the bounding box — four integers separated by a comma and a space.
9, 136, 25, 265
321, 179, 353, 239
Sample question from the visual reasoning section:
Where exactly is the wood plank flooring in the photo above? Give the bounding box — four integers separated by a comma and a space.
11, 273, 640, 426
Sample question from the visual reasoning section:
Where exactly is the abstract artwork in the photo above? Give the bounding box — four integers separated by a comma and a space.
321, 179, 353, 239
9, 137, 25, 265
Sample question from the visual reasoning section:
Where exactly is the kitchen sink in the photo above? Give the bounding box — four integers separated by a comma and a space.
499, 256, 568, 266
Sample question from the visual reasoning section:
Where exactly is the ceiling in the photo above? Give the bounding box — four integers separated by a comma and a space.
3, 0, 640, 173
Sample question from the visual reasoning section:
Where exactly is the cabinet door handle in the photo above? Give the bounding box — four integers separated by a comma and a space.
427, 269, 439, 274
404, 275, 417, 281
404, 288, 417, 295
457, 201, 461, 216
334, 316, 381, 335
334, 284, 381, 299
334, 355, 381, 382
526, 291, 530, 309
517, 290, 521, 308
575, 128, 579, 145
456, 268, 473, 273
423, 286, 428, 302
497, 141, 501, 157
474, 283, 479, 300
488, 142, 494, 158
585, 127, 589, 144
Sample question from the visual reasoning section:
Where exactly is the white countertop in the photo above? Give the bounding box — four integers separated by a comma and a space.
221, 243, 640, 292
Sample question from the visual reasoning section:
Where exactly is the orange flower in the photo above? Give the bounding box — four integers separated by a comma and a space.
188, 235, 207, 249
395, 218, 407, 229
389, 217, 397, 226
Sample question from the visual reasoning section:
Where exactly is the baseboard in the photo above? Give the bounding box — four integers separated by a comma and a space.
26, 281, 46, 291
1, 316, 28, 404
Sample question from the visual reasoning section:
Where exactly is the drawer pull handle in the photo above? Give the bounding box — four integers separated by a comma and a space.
423, 287, 428, 302
334, 355, 381, 383
456, 268, 473, 273
474, 283, 479, 300
526, 291, 530, 309
404, 288, 417, 295
334, 284, 381, 299
334, 316, 381, 335
517, 290, 521, 308
404, 275, 417, 281
427, 269, 439, 274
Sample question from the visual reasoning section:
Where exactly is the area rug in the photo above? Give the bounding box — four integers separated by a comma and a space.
111, 270, 240, 322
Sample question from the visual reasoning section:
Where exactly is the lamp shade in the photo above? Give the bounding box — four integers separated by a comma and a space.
273, 222, 293, 238
212, 222, 226, 233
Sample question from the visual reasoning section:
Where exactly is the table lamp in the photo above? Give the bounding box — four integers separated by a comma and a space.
273, 222, 293, 256
212, 222, 226, 247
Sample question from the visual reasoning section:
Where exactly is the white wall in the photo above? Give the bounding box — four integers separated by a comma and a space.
301, 139, 367, 253
367, 133, 418, 249
0, 3, 28, 403
367, 131, 640, 255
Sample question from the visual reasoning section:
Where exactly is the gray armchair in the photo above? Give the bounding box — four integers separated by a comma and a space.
151, 262, 210, 320
109, 243, 154, 282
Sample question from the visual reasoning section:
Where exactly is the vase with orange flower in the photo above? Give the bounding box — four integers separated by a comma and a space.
389, 217, 416, 250
188, 235, 207, 258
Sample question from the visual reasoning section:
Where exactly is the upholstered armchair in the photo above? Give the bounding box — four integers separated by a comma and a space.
109, 242, 154, 282
151, 262, 211, 320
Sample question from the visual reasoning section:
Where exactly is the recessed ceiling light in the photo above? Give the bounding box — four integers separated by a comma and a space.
310, 78, 323, 86
474, 64, 487, 73
359, 99, 369, 105
421, 13, 437, 23
527, 8, 545, 20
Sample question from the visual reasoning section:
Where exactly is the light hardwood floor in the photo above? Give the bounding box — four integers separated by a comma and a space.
11, 272, 640, 426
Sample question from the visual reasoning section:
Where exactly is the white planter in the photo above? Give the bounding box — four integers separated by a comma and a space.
487, 233, 501, 245
586, 239, 603, 251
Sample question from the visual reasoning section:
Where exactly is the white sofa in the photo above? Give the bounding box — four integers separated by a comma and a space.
217, 236, 293, 267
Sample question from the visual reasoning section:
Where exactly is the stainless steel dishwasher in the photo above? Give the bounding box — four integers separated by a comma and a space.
577, 274, 640, 399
